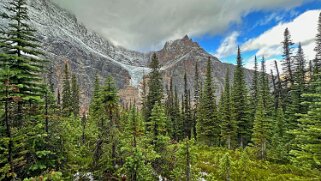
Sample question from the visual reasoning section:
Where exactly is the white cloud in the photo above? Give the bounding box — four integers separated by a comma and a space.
244, 56, 278, 74
52, 0, 307, 51
242, 9, 321, 61
215, 32, 239, 59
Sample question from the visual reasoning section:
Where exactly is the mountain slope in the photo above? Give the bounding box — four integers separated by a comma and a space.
0, 0, 254, 109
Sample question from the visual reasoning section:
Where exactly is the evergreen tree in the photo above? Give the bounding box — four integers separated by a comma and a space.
174, 87, 183, 141
286, 43, 307, 135
260, 57, 273, 112
220, 69, 236, 149
193, 62, 200, 140
89, 74, 101, 116
290, 73, 321, 169
250, 56, 259, 105
270, 98, 287, 163
120, 107, 154, 180
0, 0, 48, 178
62, 63, 72, 115
294, 43, 306, 88
148, 103, 170, 174
92, 76, 120, 177
71, 74, 80, 116
0, 0, 45, 103
196, 57, 219, 146
144, 53, 163, 125
100, 76, 120, 172
251, 95, 271, 160
281, 28, 295, 87
165, 77, 174, 139
183, 72, 192, 139
232, 47, 250, 147
314, 12, 321, 75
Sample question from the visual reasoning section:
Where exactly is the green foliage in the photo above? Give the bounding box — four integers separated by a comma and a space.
119, 107, 155, 181
71, 74, 80, 116
269, 101, 288, 163
231, 47, 250, 147
197, 57, 220, 146
290, 73, 321, 169
251, 95, 272, 160
220, 68, 237, 149
62, 63, 72, 115
144, 53, 163, 124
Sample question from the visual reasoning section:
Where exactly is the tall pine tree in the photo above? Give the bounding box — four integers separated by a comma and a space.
281, 28, 295, 87
290, 72, 321, 169
196, 57, 219, 146
220, 68, 236, 149
62, 63, 72, 115
71, 74, 80, 116
144, 53, 163, 126
232, 47, 250, 147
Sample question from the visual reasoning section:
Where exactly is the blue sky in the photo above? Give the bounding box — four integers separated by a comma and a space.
193, 0, 321, 71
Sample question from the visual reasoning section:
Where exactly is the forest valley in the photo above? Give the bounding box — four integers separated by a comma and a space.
1, 0, 321, 180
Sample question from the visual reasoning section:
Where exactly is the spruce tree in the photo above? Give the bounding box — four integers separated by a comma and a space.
165, 77, 174, 139
286, 43, 307, 135
220, 68, 236, 149
71, 74, 80, 116
250, 56, 259, 105
251, 95, 271, 160
89, 74, 101, 117
196, 57, 219, 146
148, 103, 170, 174
249, 56, 259, 137
290, 73, 321, 169
281, 28, 295, 87
270, 98, 287, 163
174, 87, 183, 141
0, 0, 47, 178
100, 76, 119, 172
232, 47, 250, 147
62, 63, 72, 115
193, 62, 200, 140
0, 0, 45, 102
144, 53, 163, 125
183, 72, 192, 139
260, 57, 272, 112
314, 12, 321, 74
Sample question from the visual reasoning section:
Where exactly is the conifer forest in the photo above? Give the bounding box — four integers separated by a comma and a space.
1, 0, 321, 180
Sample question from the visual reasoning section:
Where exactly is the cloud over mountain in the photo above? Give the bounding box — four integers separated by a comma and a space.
52, 0, 307, 51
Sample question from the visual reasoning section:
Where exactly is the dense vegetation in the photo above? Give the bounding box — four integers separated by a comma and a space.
1, 0, 321, 180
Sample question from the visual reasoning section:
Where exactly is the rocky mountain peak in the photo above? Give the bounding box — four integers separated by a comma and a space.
163, 35, 200, 51
157, 35, 208, 66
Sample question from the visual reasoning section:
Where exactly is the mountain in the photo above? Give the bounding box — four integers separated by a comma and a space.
156, 35, 254, 98
0, 0, 254, 110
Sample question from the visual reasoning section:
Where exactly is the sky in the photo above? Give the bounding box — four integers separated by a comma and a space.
52, 0, 321, 73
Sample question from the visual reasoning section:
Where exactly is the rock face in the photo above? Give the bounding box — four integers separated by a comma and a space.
0, 0, 254, 109
157, 35, 254, 99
